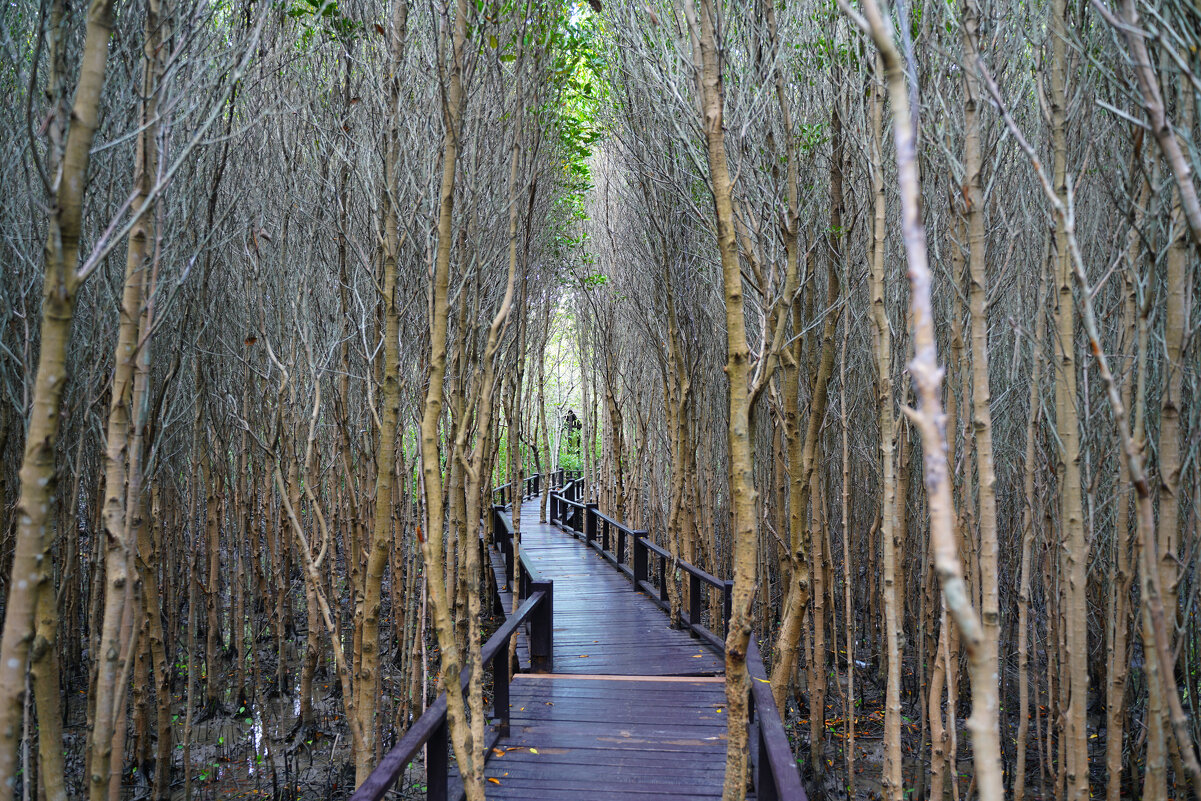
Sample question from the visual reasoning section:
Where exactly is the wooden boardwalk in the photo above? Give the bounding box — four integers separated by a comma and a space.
481, 497, 730, 799
355, 477, 804, 801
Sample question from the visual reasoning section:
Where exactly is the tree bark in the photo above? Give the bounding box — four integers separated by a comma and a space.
837, 1, 1005, 797
354, 1, 408, 783
0, 0, 117, 787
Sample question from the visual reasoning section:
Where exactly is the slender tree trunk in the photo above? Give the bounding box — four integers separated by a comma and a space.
1016, 255, 1048, 801
837, 1, 1005, 798
863, 55, 903, 800
354, 3, 408, 783
0, 1, 117, 786
839, 312, 855, 801
1048, 1, 1089, 794
960, 8, 1003, 793
683, 1, 757, 795
1150, 83, 1192, 799
416, 0, 482, 796
91, 2, 164, 787
202, 440, 224, 713
1104, 145, 1146, 801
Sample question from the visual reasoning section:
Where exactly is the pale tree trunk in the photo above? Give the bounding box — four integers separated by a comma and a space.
507, 224, 530, 662
1016, 253, 1048, 801
1104, 142, 1146, 801
139, 489, 172, 801
91, 1, 164, 789
960, 5, 1002, 790
0, 0, 117, 786
1048, 0, 1089, 794
293, 447, 319, 726
354, 2, 408, 784
866, 52, 902, 801
770, 241, 841, 715
960, 0, 999, 720
928, 611, 950, 800
808, 468, 830, 782
682, 1, 757, 795
27, 7, 73, 799
416, 0, 483, 797
837, 1, 1005, 798
455, 121, 525, 780
1150, 84, 1192, 800
838, 307, 855, 801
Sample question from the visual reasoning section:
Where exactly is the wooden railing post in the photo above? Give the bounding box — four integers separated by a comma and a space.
602, 519, 610, 553
617, 526, 627, 567
480, 536, 495, 615
723, 580, 734, 637
689, 573, 702, 631
529, 581, 554, 673
585, 503, 598, 544
493, 505, 514, 586
633, 531, 648, 585
657, 553, 668, 603
428, 716, 449, 801
492, 645, 510, 737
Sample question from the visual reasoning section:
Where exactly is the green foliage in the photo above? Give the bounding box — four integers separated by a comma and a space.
281, 0, 362, 47
539, 3, 608, 266
798, 121, 829, 154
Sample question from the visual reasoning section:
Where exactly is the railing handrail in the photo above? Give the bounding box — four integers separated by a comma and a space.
748, 638, 808, 801
637, 535, 726, 590
491, 503, 552, 587
349, 590, 548, 801
351, 471, 564, 801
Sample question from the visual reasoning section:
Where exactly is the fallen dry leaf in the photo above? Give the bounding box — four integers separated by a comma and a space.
487, 778, 501, 785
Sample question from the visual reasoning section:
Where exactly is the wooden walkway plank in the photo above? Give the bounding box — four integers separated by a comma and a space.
482, 675, 732, 800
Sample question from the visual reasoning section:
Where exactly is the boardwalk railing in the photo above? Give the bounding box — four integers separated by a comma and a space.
351, 472, 565, 801
549, 479, 808, 801
490, 467, 580, 508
